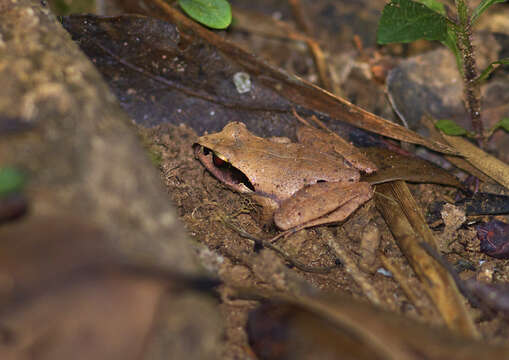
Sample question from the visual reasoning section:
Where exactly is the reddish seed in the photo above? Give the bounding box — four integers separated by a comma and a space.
477, 220, 509, 259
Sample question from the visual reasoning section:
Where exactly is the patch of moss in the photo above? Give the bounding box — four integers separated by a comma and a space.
137, 128, 163, 167
48, 0, 96, 15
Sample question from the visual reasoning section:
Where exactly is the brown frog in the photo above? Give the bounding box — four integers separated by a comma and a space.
193, 122, 376, 231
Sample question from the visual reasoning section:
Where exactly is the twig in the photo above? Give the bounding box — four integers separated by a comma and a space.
454, 0, 483, 142
222, 218, 337, 274
328, 233, 382, 306
288, 0, 335, 92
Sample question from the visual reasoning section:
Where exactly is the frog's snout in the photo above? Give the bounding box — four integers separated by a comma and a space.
194, 144, 255, 193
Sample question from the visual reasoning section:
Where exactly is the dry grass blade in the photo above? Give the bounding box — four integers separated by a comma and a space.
231, 7, 312, 43
379, 254, 436, 319
287, 0, 334, 92
145, 0, 457, 155
441, 134, 509, 190
233, 6, 335, 93
423, 119, 494, 183
375, 181, 479, 338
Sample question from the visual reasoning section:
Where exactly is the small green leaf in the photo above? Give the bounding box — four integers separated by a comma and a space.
440, 26, 463, 75
377, 0, 448, 44
0, 167, 25, 196
178, 0, 232, 29
416, 0, 446, 15
472, 0, 508, 24
495, 117, 509, 132
435, 119, 469, 136
475, 58, 509, 83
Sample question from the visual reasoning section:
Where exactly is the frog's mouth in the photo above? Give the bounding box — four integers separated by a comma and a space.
194, 145, 255, 193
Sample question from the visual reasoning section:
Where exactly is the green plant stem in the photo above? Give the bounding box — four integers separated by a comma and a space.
454, 0, 484, 144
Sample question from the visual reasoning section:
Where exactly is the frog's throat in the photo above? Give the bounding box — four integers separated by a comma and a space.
194, 144, 255, 193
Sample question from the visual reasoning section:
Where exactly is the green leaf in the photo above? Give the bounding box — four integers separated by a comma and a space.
495, 117, 509, 132
472, 0, 508, 24
440, 26, 463, 74
0, 167, 25, 196
475, 58, 509, 83
178, 0, 232, 29
416, 0, 446, 15
435, 119, 469, 136
377, 0, 448, 44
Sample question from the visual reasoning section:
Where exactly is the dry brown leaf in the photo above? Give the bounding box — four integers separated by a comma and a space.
244, 290, 509, 360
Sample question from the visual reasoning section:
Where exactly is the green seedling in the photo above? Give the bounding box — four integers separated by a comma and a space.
377, 0, 509, 142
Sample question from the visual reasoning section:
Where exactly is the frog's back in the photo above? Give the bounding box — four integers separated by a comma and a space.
246, 141, 360, 200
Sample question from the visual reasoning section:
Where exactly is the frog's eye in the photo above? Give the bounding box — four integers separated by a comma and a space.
213, 154, 226, 166
212, 152, 229, 165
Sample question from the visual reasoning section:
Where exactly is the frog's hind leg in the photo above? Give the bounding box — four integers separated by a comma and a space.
274, 182, 373, 231
298, 191, 372, 229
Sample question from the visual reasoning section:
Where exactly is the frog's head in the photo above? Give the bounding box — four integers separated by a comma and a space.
193, 122, 255, 194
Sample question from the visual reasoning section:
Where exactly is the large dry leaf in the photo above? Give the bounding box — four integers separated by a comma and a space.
244, 291, 509, 360
62, 9, 455, 154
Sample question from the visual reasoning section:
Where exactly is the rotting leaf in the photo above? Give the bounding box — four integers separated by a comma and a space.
62, 10, 456, 155
62, 14, 295, 135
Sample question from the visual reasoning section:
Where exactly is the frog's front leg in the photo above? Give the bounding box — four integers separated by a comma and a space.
273, 182, 373, 230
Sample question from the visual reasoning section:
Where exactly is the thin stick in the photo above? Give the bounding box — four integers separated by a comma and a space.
222, 219, 337, 274
288, 0, 334, 92
454, 0, 483, 142
328, 234, 382, 306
